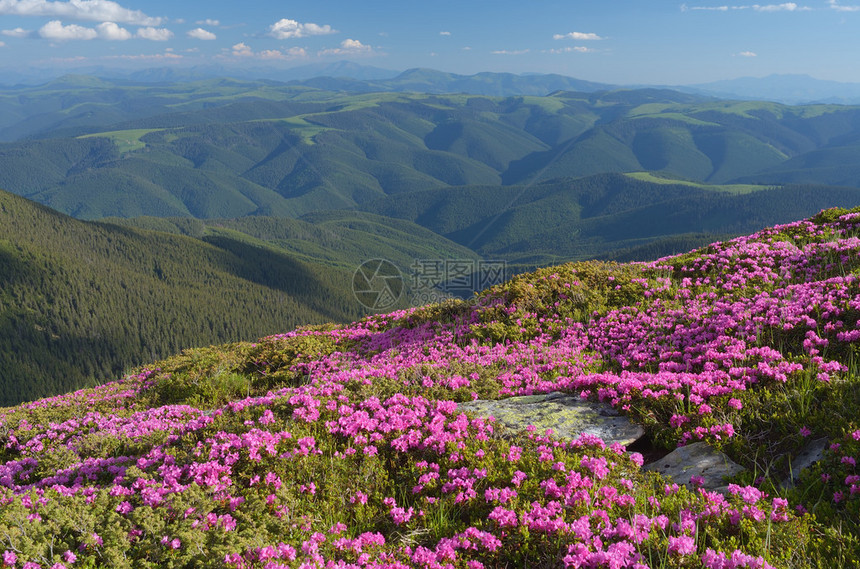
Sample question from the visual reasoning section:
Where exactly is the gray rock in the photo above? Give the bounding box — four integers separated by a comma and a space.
643, 441, 745, 491
782, 438, 828, 488
457, 392, 644, 446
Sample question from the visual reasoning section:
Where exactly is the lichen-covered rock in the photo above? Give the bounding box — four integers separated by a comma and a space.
457, 391, 644, 446
643, 442, 745, 491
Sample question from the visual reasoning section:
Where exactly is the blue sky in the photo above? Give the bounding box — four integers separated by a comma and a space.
1, 0, 859, 84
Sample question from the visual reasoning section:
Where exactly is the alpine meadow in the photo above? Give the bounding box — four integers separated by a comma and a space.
5, 0, 860, 566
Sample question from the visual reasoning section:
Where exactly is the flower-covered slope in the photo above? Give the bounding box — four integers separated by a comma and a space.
2, 208, 860, 568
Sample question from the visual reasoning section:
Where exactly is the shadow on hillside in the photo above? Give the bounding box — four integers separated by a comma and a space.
0, 246, 37, 287
201, 235, 361, 323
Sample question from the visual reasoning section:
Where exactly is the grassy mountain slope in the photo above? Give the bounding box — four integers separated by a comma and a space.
105, 210, 480, 272
2, 209, 860, 566
0, 76, 330, 141
362, 173, 860, 265
6, 85, 860, 220
736, 143, 860, 187
0, 71, 613, 142
0, 189, 370, 405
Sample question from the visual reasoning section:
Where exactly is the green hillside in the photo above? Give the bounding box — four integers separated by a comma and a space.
0, 70, 614, 142
106, 173, 860, 271
0, 76, 327, 141
4, 83, 860, 220
105, 210, 480, 271
362, 173, 860, 265
0, 189, 370, 405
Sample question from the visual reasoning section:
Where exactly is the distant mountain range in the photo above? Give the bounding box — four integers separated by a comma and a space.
4, 80, 860, 222
685, 74, 860, 105
0, 63, 610, 95
6, 62, 860, 104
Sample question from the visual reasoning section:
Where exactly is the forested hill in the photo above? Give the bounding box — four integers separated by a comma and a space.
0, 189, 366, 405
6, 82, 860, 220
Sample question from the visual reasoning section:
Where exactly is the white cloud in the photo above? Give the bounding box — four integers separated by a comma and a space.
682, 4, 730, 9
231, 42, 252, 57
103, 51, 182, 61
48, 55, 87, 63
737, 50, 757, 56
553, 31, 604, 40
196, 18, 219, 26
549, 46, 596, 54
258, 49, 284, 59
318, 38, 373, 56
491, 49, 529, 55
268, 18, 335, 39
1, 27, 30, 37
34, 19, 172, 41
228, 42, 306, 59
136, 26, 172, 41
262, 48, 306, 59
0, 0, 162, 25
828, 0, 860, 10
96, 21, 130, 40
187, 27, 215, 40
439, 31, 451, 36
39, 20, 97, 39
341, 38, 369, 51
0, 41, 4, 46
753, 3, 804, 10
682, 2, 809, 10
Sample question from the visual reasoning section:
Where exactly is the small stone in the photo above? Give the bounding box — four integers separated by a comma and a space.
457, 391, 644, 446
782, 437, 828, 488
643, 441, 745, 491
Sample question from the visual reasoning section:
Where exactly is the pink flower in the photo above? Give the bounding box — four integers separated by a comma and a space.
259, 409, 275, 425
668, 535, 696, 556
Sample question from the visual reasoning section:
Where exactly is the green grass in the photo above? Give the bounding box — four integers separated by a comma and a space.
252, 117, 334, 144
78, 128, 163, 154
696, 100, 787, 118
624, 171, 771, 194
630, 111, 722, 127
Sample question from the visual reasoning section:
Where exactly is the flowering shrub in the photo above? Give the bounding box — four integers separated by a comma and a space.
1, 207, 860, 566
